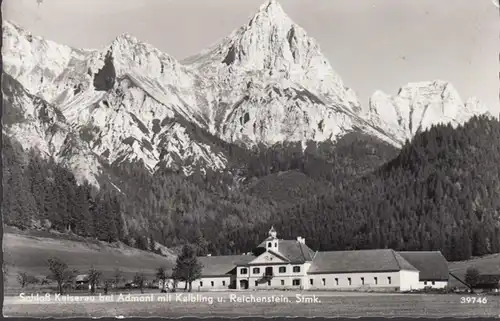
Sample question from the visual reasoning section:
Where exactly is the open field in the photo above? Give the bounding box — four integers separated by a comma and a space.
3, 290, 500, 317
3, 228, 175, 292
449, 254, 500, 288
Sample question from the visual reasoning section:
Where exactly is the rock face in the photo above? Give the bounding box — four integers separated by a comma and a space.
184, 0, 364, 145
1, 1, 491, 185
365, 80, 491, 144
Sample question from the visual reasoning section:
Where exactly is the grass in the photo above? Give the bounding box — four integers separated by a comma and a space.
448, 254, 500, 288
3, 291, 500, 317
3, 227, 176, 293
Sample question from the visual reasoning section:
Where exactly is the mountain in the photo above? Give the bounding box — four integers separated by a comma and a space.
184, 0, 366, 146
1, 0, 491, 186
2, 20, 229, 185
365, 80, 491, 145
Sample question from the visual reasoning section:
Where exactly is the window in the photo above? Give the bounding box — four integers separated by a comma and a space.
222, 281, 226, 286
279, 266, 286, 273
255, 281, 258, 286
268, 242, 272, 248
424, 281, 427, 285
432, 281, 435, 285
322, 278, 326, 286
335, 278, 339, 286
200, 281, 203, 287
281, 280, 285, 286
361, 277, 364, 285
348, 278, 352, 286
387, 277, 391, 285
374, 277, 378, 285
265, 267, 273, 276
211, 281, 214, 287
253, 267, 260, 274
293, 266, 301, 273
293, 279, 301, 286
240, 268, 248, 274
274, 242, 278, 247
310, 279, 314, 285
267, 280, 271, 286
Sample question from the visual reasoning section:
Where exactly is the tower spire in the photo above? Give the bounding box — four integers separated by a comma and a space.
269, 225, 277, 239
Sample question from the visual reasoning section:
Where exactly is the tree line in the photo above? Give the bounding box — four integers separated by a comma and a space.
3, 115, 500, 261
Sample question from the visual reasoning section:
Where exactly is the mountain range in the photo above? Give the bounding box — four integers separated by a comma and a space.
1, 0, 491, 187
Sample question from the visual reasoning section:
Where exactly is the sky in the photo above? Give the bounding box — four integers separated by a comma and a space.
3, 0, 499, 113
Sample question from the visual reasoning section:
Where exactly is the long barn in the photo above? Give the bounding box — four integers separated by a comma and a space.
171, 227, 449, 292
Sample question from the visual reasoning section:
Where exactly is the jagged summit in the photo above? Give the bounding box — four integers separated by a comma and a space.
3, 20, 21, 33
187, 0, 327, 73
114, 32, 139, 42
365, 79, 491, 145
252, 0, 290, 26
180, 0, 363, 146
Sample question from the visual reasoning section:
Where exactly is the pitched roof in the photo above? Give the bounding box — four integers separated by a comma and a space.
257, 239, 315, 263
307, 249, 418, 274
197, 255, 255, 277
398, 251, 449, 281
75, 274, 89, 282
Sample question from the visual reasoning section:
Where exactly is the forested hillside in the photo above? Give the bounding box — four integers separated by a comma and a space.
3, 137, 127, 245
221, 116, 500, 261
2, 130, 395, 252
4, 116, 500, 261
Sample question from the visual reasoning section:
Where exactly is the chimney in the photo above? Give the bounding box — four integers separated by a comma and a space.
207, 254, 211, 256
297, 237, 305, 244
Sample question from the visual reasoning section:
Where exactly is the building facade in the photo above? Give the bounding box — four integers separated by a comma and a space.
172, 227, 449, 292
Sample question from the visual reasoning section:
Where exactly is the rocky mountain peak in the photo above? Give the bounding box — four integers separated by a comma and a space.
365, 79, 490, 146
251, 0, 290, 27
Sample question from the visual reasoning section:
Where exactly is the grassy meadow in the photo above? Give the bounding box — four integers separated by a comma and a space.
3, 227, 175, 295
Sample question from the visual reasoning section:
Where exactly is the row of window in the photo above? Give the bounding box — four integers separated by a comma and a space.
251, 276, 392, 287
424, 281, 436, 286
240, 266, 301, 275
255, 279, 301, 286
198, 276, 395, 288
200, 280, 226, 287
308, 276, 392, 286
254, 276, 393, 287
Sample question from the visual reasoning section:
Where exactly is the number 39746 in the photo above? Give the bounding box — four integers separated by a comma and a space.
460, 296, 488, 304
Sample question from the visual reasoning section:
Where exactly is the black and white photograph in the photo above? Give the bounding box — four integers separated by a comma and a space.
2, 0, 500, 318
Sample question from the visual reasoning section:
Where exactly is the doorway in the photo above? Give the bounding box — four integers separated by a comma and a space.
239, 280, 249, 289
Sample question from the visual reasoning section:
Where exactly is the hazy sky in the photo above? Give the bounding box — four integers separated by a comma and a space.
4, 0, 499, 112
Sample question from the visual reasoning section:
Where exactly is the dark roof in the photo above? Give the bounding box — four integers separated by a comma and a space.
398, 251, 449, 281
197, 255, 254, 277
257, 239, 315, 263
308, 249, 418, 274
477, 274, 500, 285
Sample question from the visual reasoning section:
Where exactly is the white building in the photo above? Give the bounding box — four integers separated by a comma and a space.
185, 227, 449, 292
